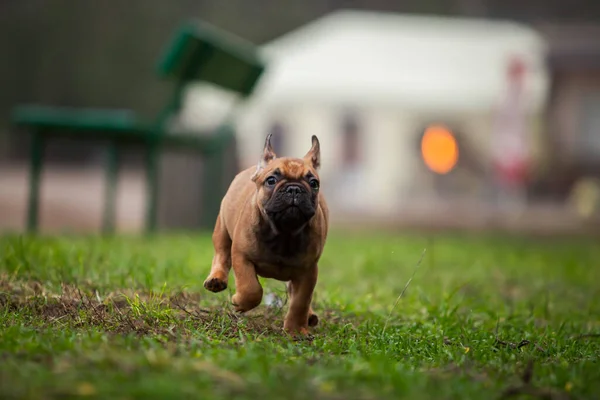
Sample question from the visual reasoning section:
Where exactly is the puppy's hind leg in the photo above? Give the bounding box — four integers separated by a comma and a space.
203, 213, 231, 293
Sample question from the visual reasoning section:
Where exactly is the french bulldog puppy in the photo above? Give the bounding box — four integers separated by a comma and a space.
203, 134, 329, 335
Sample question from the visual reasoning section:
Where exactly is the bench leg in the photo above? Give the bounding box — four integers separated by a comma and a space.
103, 143, 119, 234
201, 151, 224, 230
27, 132, 44, 233
145, 143, 159, 233
200, 129, 236, 229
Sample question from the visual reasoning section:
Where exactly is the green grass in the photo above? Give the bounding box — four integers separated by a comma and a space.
1, 231, 599, 399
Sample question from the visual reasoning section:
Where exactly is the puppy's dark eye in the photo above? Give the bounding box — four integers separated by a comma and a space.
309, 179, 320, 190
265, 176, 277, 187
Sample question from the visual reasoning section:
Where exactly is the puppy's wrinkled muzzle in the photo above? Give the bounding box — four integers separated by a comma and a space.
265, 183, 316, 232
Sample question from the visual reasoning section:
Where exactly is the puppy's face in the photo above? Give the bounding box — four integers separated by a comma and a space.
252, 135, 321, 234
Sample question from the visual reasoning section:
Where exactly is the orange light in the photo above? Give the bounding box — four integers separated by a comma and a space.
421, 125, 459, 174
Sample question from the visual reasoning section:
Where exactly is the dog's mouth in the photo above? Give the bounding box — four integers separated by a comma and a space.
271, 205, 303, 217
276, 202, 311, 214
265, 203, 315, 233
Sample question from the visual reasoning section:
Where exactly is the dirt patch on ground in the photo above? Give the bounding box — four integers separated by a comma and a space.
0, 279, 298, 340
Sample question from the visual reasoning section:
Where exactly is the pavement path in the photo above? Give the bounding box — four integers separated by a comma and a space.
1, 163, 597, 235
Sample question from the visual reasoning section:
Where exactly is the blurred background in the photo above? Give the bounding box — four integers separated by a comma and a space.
1, 0, 600, 235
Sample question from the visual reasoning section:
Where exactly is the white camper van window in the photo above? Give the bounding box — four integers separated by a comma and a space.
335, 111, 366, 211
579, 93, 600, 161
341, 113, 360, 167
268, 122, 286, 156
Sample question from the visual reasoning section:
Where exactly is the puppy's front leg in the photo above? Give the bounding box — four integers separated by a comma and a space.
204, 213, 231, 293
230, 251, 263, 312
284, 265, 318, 335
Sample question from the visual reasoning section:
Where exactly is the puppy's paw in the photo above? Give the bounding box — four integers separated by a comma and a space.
203, 276, 228, 293
231, 292, 262, 313
284, 326, 312, 338
308, 313, 319, 327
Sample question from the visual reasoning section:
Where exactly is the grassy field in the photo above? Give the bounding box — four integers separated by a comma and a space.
1, 231, 599, 399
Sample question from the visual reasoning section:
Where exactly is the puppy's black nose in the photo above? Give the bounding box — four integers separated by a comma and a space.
285, 185, 303, 196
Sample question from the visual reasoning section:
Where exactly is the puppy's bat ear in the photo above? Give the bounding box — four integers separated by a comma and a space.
252, 133, 276, 181
303, 135, 320, 170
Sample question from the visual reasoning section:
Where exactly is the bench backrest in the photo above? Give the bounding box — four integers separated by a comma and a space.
158, 21, 266, 97
152, 20, 266, 131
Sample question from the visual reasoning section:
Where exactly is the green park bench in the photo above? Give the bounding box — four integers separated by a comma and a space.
11, 20, 266, 234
